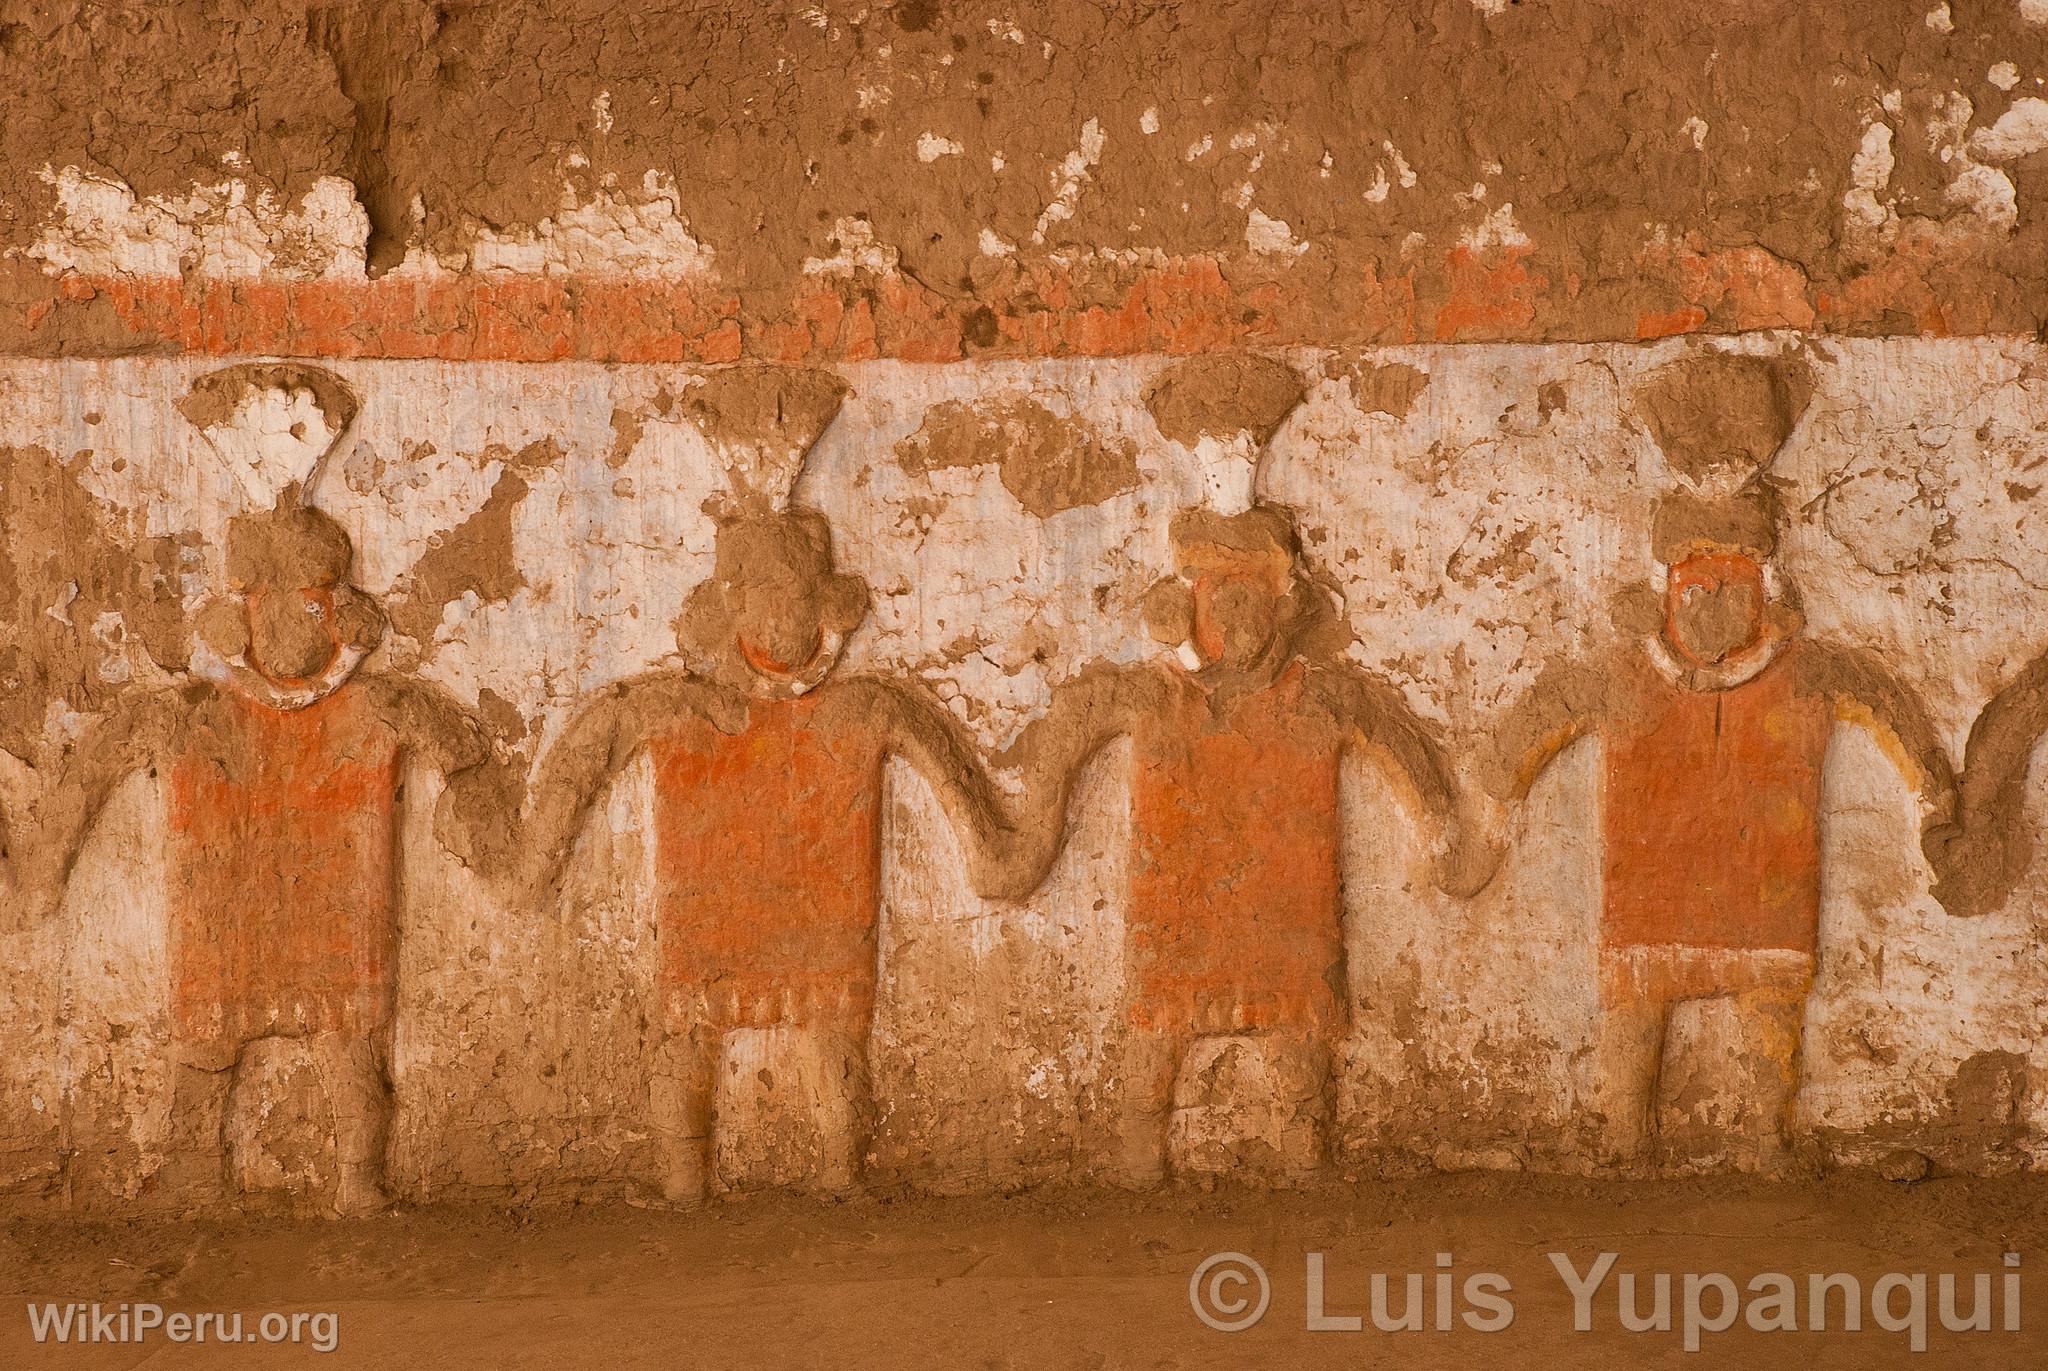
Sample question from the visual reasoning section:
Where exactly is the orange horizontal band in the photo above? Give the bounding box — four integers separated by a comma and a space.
0, 233, 2001, 364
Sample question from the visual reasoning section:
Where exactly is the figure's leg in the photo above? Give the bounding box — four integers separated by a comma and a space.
812, 1020, 874, 1195
1729, 985, 1809, 1176
308, 1028, 393, 1216
1265, 1030, 1334, 1183
1114, 1028, 1181, 1187
1592, 997, 1669, 1167
648, 1023, 717, 1205
151, 1042, 237, 1211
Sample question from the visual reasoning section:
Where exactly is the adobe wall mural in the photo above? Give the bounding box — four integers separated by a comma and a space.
2, 338, 2046, 1214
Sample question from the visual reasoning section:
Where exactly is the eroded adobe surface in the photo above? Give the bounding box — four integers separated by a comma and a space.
3, 1, 2048, 357
3, 2, 2048, 1217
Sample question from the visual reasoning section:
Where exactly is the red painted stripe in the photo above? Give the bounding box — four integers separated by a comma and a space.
0, 235, 1999, 362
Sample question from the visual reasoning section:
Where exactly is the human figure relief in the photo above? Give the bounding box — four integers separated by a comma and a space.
1484, 353, 1958, 1173
994, 354, 1492, 1187
6, 364, 501, 1215
517, 364, 1010, 1204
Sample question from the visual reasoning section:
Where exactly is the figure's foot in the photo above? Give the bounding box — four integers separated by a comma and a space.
333, 1171, 392, 1218
1755, 1134, 1822, 1182
1111, 1138, 1168, 1190
142, 1153, 227, 1217
658, 1142, 711, 1208
1595, 1122, 1653, 1175
1274, 1138, 1330, 1188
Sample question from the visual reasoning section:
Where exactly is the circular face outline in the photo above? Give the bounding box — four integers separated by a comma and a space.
244, 586, 345, 687
1663, 551, 1768, 668
1186, 571, 1284, 672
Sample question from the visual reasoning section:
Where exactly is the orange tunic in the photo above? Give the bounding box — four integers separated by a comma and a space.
649, 694, 884, 1030
1601, 648, 1831, 958
167, 689, 400, 1054
1127, 664, 1346, 1036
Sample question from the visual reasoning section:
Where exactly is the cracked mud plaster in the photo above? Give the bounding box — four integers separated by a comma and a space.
0, 443, 196, 765
5, 2, 2048, 360
1328, 358, 1431, 421
894, 395, 1138, 517
389, 451, 555, 651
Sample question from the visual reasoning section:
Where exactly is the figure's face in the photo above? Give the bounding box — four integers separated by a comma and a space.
1664, 551, 1768, 666
695, 515, 867, 695
247, 587, 340, 682
732, 552, 837, 680
1187, 570, 1285, 672
212, 508, 380, 692
1159, 538, 1296, 677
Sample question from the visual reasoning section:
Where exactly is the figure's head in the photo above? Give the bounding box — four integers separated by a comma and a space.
1143, 505, 1332, 683
678, 510, 869, 696
1649, 487, 1796, 669
1663, 551, 1768, 665
204, 505, 385, 686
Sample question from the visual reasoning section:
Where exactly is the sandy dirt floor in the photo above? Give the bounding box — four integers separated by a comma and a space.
2, 1175, 2044, 1368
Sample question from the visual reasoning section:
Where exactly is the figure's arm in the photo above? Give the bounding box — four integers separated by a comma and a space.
844, 680, 1019, 902
516, 672, 737, 909
1899, 650, 2041, 919
1797, 644, 1957, 823
1478, 659, 1615, 805
1450, 656, 1620, 895
361, 674, 490, 777
1314, 666, 1500, 898
984, 665, 1155, 901
357, 674, 522, 889
4, 692, 182, 929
